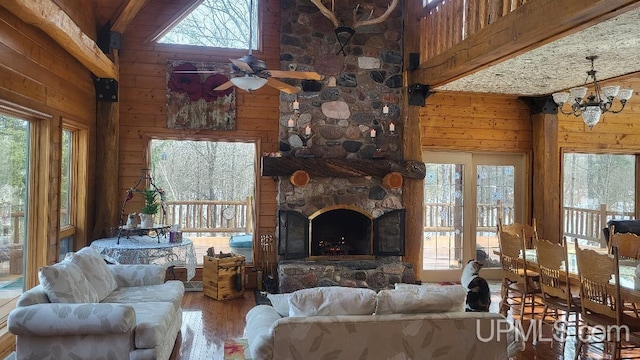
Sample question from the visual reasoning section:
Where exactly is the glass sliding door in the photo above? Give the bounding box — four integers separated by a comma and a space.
422, 152, 527, 282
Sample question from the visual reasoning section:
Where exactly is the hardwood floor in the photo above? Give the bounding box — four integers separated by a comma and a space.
169, 291, 255, 360
169, 286, 640, 360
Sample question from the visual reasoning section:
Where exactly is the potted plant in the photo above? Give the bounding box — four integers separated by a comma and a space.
139, 189, 159, 228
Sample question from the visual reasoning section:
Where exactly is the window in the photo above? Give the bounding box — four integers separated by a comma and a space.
563, 152, 636, 246
58, 122, 88, 261
150, 140, 257, 264
0, 112, 29, 324
60, 129, 72, 228
157, 0, 259, 50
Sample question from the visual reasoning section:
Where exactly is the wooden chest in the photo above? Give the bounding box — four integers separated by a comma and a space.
203, 255, 245, 300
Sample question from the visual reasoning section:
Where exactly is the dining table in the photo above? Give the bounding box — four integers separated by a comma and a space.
90, 235, 197, 281
513, 245, 640, 303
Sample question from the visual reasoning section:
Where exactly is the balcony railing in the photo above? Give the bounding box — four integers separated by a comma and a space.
419, 0, 531, 60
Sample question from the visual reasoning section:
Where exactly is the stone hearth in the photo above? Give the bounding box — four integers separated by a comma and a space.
278, 259, 415, 293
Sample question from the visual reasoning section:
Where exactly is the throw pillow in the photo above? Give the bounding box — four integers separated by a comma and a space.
39, 261, 100, 303
66, 247, 118, 301
376, 284, 466, 314
288, 286, 377, 317
266, 293, 290, 317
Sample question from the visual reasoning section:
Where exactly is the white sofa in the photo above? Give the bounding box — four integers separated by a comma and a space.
8, 246, 185, 360
245, 286, 525, 360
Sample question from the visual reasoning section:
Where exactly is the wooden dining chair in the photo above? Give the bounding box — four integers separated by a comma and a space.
497, 229, 542, 317
609, 225, 640, 259
498, 217, 539, 249
574, 242, 640, 360
533, 237, 581, 327
608, 225, 640, 317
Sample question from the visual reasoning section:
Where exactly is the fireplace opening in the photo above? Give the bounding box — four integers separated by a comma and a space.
310, 209, 372, 256
277, 207, 405, 260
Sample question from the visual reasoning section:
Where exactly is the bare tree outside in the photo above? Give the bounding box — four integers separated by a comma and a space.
150, 139, 256, 263
563, 153, 635, 213
157, 0, 258, 50
151, 140, 255, 202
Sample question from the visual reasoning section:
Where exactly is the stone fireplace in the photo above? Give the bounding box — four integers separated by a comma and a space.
268, 0, 420, 293
274, 190, 414, 293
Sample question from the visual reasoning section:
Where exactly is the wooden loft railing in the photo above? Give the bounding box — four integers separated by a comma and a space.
419, 0, 532, 60
411, 1, 638, 87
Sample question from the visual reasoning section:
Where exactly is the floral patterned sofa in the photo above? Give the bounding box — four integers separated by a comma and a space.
8, 246, 185, 360
245, 285, 525, 360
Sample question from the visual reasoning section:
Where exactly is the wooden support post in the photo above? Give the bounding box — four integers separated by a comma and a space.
92, 100, 120, 239
528, 96, 561, 243
403, 0, 426, 280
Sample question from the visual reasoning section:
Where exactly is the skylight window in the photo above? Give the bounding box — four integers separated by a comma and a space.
158, 0, 258, 50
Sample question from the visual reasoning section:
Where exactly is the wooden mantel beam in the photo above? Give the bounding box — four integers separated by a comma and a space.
111, 0, 150, 34
1, 0, 118, 79
412, 0, 640, 88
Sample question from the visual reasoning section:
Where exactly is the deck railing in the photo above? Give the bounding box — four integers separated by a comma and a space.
424, 203, 511, 232
563, 204, 634, 245
424, 203, 634, 244
164, 197, 253, 236
419, 0, 531, 60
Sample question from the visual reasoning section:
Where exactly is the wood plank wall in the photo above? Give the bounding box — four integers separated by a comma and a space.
116, 0, 281, 268
0, 8, 96, 264
0, 5, 97, 356
420, 92, 532, 152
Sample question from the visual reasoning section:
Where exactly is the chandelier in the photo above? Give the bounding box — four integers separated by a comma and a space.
552, 55, 633, 129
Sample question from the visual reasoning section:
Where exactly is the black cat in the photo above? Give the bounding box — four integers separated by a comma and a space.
461, 259, 491, 312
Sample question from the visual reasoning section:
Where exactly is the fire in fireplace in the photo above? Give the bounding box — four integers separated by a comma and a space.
310, 207, 372, 257
278, 205, 405, 260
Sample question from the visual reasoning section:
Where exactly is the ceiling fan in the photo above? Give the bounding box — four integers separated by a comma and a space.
215, 54, 323, 94
174, 0, 323, 94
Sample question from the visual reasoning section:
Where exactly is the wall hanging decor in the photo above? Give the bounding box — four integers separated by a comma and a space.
166, 61, 236, 130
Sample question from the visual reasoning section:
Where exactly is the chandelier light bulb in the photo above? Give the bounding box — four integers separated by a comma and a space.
601, 85, 620, 99
552, 92, 569, 104
582, 106, 602, 129
569, 87, 587, 100
618, 89, 634, 101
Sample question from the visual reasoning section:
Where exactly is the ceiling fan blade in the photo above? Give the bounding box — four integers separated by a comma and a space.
213, 80, 235, 91
230, 58, 254, 73
268, 70, 324, 80
267, 78, 300, 94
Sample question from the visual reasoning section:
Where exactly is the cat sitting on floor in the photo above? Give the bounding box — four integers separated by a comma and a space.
460, 259, 491, 312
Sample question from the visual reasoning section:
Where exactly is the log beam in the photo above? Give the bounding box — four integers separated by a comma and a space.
412, 0, 640, 88
1, 0, 118, 79
111, 0, 151, 34
261, 157, 426, 180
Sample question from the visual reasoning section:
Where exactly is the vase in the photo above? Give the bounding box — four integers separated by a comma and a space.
139, 213, 154, 228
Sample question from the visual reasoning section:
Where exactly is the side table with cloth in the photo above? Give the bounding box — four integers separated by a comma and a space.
90, 236, 197, 281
